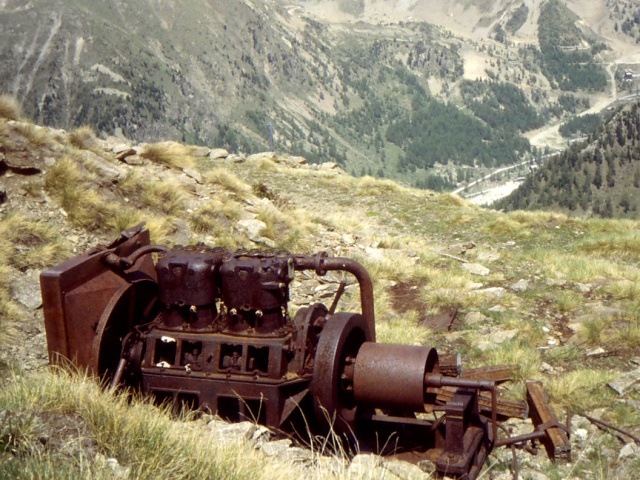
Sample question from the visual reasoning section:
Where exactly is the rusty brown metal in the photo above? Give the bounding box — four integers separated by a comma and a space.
40, 227, 570, 480
436, 387, 528, 419
526, 381, 571, 461
461, 364, 517, 383
40, 224, 156, 375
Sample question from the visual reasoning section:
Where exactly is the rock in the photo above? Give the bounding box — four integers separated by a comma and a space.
182, 167, 202, 184
209, 148, 229, 159
114, 148, 137, 161
284, 155, 307, 165
347, 454, 384, 478
79, 151, 125, 183
260, 438, 292, 456
319, 162, 338, 170
618, 442, 640, 460
518, 470, 550, 480
539, 362, 555, 374
462, 263, 490, 276
607, 368, 640, 395
342, 234, 356, 245
573, 428, 589, 441
464, 312, 487, 325
475, 287, 506, 298
237, 219, 276, 248
477, 329, 518, 350
191, 146, 211, 157
248, 152, 276, 162
586, 347, 606, 357
574, 283, 593, 293
11, 268, 42, 310
510, 279, 529, 292
383, 459, 430, 479
94, 454, 130, 479
122, 154, 144, 165
226, 153, 245, 163
416, 460, 436, 474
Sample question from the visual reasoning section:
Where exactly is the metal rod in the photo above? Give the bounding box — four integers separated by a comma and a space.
495, 430, 546, 447
294, 254, 376, 340
109, 358, 127, 393
328, 280, 346, 315
584, 414, 640, 445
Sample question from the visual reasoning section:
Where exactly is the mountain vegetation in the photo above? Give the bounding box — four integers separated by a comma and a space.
1, 102, 640, 479
0, 0, 626, 193
496, 101, 640, 218
536, 0, 608, 92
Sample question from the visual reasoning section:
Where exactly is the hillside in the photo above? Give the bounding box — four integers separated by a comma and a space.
496, 100, 640, 218
1, 101, 640, 478
3, 0, 640, 193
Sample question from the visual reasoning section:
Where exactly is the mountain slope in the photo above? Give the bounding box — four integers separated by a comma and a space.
2, 0, 640, 192
496, 101, 640, 218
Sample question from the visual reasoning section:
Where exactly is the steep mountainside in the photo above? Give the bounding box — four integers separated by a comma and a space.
496, 101, 640, 218
1, 0, 639, 191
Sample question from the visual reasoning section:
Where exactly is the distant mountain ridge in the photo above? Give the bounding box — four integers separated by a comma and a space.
1, 0, 639, 190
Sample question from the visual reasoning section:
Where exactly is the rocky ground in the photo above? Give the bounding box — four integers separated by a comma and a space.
1, 118, 639, 479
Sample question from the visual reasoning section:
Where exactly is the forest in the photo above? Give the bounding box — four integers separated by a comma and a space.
496, 103, 640, 219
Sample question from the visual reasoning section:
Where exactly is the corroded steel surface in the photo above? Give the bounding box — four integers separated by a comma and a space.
40, 225, 570, 480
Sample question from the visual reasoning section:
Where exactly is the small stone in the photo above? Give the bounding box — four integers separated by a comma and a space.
608, 368, 640, 395
618, 442, 640, 460
464, 312, 487, 325
462, 263, 490, 276
586, 347, 606, 357
260, 439, 292, 456
573, 428, 588, 441
209, 148, 229, 159
574, 283, 593, 293
540, 362, 555, 374
476, 287, 506, 298
487, 305, 506, 312
182, 167, 202, 184
510, 279, 529, 292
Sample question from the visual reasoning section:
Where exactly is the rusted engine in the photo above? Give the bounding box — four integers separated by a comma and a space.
40, 225, 569, 479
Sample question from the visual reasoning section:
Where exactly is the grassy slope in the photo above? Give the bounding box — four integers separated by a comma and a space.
0, 113, 639, 478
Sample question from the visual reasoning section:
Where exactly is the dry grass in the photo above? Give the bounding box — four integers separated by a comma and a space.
204, 168, 252, 196
119, 171, 188, 215
0, 368, 309, 480
14, 122, 53, 148
140, 142, 196, 169
0, 95, 22, 120
376, 309, 432, 346
67, 125, 99, 151
44, 157, 113, 228
255, 203, 315, 252
0, 214, 66, 270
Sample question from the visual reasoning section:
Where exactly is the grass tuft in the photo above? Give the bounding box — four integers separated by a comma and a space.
140, 142, 196, 169
0, 95, 22, 120
67, 125, 98, 151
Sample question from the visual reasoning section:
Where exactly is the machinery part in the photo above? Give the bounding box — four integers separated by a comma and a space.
525, 381, 571, 461
310, 312, 372, 437
40, 224, 156, 375
40, 225, 571, 480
